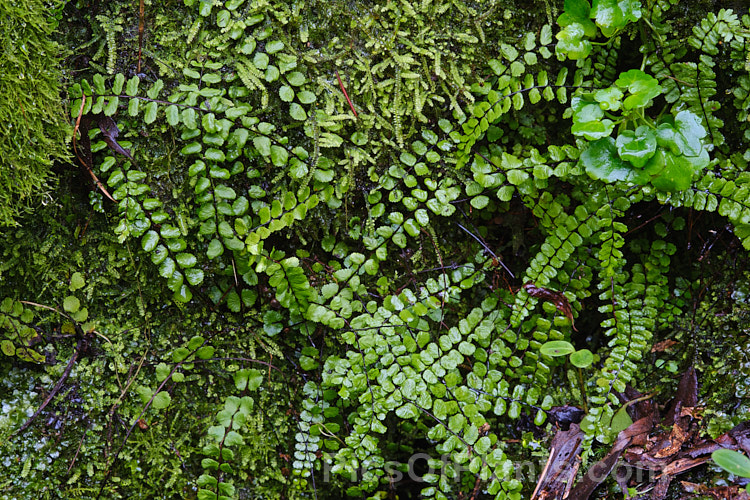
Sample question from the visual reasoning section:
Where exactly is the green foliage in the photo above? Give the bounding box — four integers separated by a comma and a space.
713, 449, 750, 478
2, 1, 750, 499
0, 0, 71, 226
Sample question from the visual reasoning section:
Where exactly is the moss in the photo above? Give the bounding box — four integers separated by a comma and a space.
2, 0, 750, 498
0, 0, 71, 226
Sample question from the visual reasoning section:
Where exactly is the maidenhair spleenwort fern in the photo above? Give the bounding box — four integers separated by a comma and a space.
4, 1, 750, 498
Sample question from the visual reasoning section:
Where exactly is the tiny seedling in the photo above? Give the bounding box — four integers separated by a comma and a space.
541, 340, 594, 412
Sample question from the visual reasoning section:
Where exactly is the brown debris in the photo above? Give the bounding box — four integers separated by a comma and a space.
532, 423, 584, 500
681, 481, 750, 500
523, 283, 577, 331
651, 339, 679, 353
98, 116, 135, 163
532, 367, 750, 499
567, 416, 655, 500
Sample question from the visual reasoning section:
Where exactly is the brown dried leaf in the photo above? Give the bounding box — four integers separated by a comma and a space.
532, 423, 584, 500
523, 283, 577, 331
651, 339, 679, 353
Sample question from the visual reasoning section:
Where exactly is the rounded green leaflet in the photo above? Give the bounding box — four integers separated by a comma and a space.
173, 284, 192, 303
297, 90, 316, 104
144, 101, 158, 124
1, 340, 15, 356
570, 349, 594, 368
205, 148, 226, 162
555, 23, 592, 60
265, 40, 284, 53
197, 0, 213, 16
152, 391, 171, 410
279, 85, 294, 102
181, 142, 202, 155
63, 296, 80, 313
166, 105, 180, 126
593, 87, 623, 111
644, 148, 709, 192
253, 136, 271, 156
712, 449, 750, 478
215, 185, 237, 199
265, 65, 280, 82
540, 340, 575, 357
289, 103, 307, 121
69, 272, 86, 291
557, 0, 597, 37
572, 119, 615, 140
580, 137, 650, 185
185, 268, 205, 286
253, 52, 269, 70
176, 253, 197, 268
615, 126, 657, 168
286, 71, 305, 86
142, 230, 159, 252
572, 96, 604, 123
673, 110, 707, 156
207, 239, 224, 259
615, 69, 662, 110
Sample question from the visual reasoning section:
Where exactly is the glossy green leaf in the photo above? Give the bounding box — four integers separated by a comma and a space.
207, 239, 224, 259
142, 230, 159, 252
555, 23, 593, 60
570, 349, 594, 368
125, 75, 139, 96
286, 71, 305, 86
147, 79, 164, 99
557, 0, 597, 37
166, 105, 180, 126
152, 391, 171, 410
144, 101, 158, 124
713, 449, 750, 478
176, 253, 197, 268
540, 340, 575, 357
69, 272, 85, 291
615, 69, 662, 110
253, 136, 271, 156
289, 103, 307, 121
593, 87, 623, 111
112, 73, 125, 94
645, 148, 709, 192
581, 137, 650, 184
615, 126, 657, 168
104, 97, 119, 116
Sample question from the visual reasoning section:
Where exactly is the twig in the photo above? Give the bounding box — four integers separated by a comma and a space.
13, 336, 86, 436
455, 222, 515, 278
137, 0, 145, 73
336, 70, 358, 118
72, 95, 115, 202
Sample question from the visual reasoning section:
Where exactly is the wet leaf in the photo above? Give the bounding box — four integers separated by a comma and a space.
713, 449, 750, 478
540, 340, 576, 357
616, 126, 657, 168
581, 137, 650, 184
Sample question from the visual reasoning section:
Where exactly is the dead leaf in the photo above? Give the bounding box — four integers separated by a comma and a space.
653, 416, 691, 458
682, 481, 750, 500
663, 367, 698, 424
568, 416, 654, 500
531, 423, 584, 500
523, 283, 577, 331
98, 116, 135, 163
73, 105, 115, 203
651, 339, 678, 353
